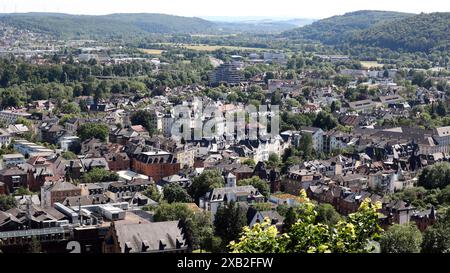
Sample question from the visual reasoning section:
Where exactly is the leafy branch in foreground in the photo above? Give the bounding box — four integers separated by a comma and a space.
230, 190, 382, 253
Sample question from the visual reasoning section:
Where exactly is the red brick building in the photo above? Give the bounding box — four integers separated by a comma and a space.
104, 152, 130, 171
0, 182, 6, 195
411, 207, 437, 232
0, 167, 29, 194
232, 165, 254, 182
131, 151, 180, 182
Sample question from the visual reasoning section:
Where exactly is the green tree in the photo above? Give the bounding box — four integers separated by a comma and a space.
214, 201, 247, 250
418, 162, 450, 189
230, 218, 289, 253
0, 195, 17, 211
189, 169, 224, 201
230, 191, 382, 253
380, 224, 422, 253
333, 75, 351, 87
242, 158, 256, 167
30, 86, 49, 100
60, 102, 81, 114
282, 207, 298, 233
330, 100, 341, 113
264, 71, 275, 84
237, 176, 270, 198
16, 117, 32, 128
271, 90, 282, 105
142, 184, 161, 202
204, 236, 223, 253
61, 151, 77, 160
153, 202, 193, 222
130, 110, 157, 136
13, 187, 33, 196
77, 123, 109, 141
81, 168, 119, 183
267, 153, 281, 168
183, 212, 214, 252
421, 209, 450, 253
313, 112, 337, 131
316, 203, 342, 226
163, 183, 192, 203
298, 133, 314, 160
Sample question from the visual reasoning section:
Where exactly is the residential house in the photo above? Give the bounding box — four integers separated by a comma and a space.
103, 152, 130, 171
381, 200, 416, 225
0, 110, 31, 125
199, 184, 264, 220
159, 174, 192, 189
105, 179, 152, 202
433, 126, 450, 146
411, 207, 437, 232
13, 139, 55, 158
347, 99, 378, 113
40, 123, 65, 144
247, 207, 284, 229
2, 154, 25, 168
282, 167, 323, 195
0, 129, 12, 148
0, 210, 23, 232
300, 127, 324, 153
40, 181, 82, 208
0, 167, 28, 193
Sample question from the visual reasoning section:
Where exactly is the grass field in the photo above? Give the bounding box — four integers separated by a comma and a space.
361, 61, 385, 69
190, 34, 237, 38
141, 49, 165, 55
155, 43, 268, 52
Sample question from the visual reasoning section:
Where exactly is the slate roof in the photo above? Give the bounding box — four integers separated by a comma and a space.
113, 220, 188, 253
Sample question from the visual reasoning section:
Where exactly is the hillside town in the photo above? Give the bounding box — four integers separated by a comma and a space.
0, 8, 450, 255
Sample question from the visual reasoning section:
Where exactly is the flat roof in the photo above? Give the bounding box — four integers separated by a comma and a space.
141, 151, 170, 156
2, 153, 25, 159
0, 227, 67, 239
117, 170, 149, 180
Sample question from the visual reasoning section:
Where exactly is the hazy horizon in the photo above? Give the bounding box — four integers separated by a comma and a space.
0, 0, 448, 20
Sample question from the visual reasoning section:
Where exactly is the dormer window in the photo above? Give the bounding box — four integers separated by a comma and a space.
124, 242, 133, 253
159, 239, 167, 251
141, 240, 150, 252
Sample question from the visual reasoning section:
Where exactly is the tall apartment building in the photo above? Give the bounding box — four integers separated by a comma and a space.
209, 62, 244, 85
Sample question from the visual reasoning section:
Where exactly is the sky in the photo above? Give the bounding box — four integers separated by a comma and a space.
0, 0, 449, 19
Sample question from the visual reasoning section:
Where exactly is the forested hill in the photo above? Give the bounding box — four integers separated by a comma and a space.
0, 13, 216, 38
348, 12, 450, 53
282, 11, 450, 53
0, 12, 305, 38
282, 10, 414, 44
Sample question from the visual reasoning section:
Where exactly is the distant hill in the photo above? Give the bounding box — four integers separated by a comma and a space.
281, 18, 317, 27
0, 13, 216, 38
0, 12, 308, 38
215, 20, 311, 34
282, 10, 414, 44
209, 17, 316, 33
348, 12, 450, 52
